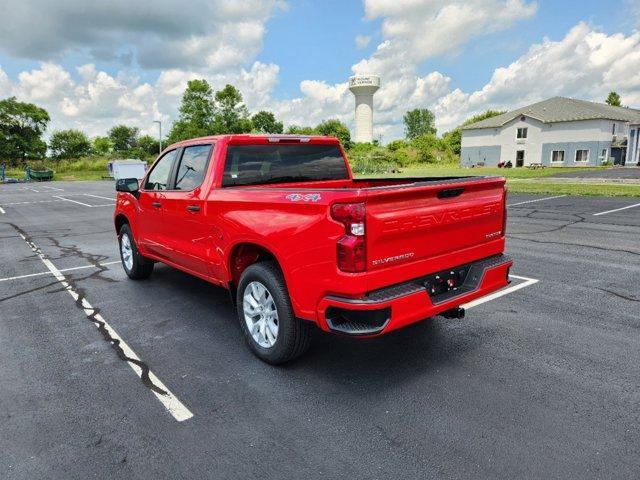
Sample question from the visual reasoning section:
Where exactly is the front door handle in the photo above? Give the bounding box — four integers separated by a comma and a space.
186, 205, 201, 212
151, 202, 162, 208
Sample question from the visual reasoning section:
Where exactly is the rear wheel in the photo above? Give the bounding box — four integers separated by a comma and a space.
118, 223, 154, 279
237, 261, 311, 364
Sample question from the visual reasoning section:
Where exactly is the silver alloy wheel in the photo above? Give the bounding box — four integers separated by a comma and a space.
243, 281, 279, 348
121, 233, 133, 271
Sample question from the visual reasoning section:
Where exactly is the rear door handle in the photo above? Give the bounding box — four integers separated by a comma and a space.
186, 205, 200, 212
151, 202, 162, 208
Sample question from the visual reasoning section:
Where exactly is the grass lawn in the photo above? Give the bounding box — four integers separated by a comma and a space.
3, 168, 111, 182
394, 165, 608, 179
4, 161, 638, 197
359, 165, 640, 197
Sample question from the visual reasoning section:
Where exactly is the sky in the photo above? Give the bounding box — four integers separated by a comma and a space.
1, 0, 640, 142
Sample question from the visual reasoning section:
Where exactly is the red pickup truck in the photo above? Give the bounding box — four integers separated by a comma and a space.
114, 134, 512, 363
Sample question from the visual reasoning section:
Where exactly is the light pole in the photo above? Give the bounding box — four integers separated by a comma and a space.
153, 120, 162, 154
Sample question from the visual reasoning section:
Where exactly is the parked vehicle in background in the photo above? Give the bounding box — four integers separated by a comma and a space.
108, 159, 147, 180
114, 135, 512, 363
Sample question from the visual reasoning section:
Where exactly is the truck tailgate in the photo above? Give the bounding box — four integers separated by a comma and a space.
365, 178, 506, 275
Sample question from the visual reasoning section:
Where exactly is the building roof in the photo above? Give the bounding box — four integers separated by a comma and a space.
461, 97, 640, 130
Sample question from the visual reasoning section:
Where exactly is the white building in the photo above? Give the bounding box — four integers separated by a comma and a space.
627, 123, 640, 167
460, 97, 640, 167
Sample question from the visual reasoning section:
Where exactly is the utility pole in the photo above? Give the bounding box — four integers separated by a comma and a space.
153, 120, 162, 154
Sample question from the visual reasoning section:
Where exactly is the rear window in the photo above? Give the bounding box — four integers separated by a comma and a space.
222, 144, 349, 187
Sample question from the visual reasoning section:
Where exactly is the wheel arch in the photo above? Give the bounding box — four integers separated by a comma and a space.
114, 213, 129, 234
226, 242, 287, 304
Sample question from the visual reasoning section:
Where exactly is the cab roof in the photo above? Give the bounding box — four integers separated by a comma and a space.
167, 134, 340, 150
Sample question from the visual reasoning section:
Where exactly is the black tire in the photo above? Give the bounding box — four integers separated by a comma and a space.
118, 223, 154, 280
236, 261, 311, 364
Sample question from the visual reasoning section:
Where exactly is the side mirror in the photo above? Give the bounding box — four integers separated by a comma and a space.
116, 178, 140, 198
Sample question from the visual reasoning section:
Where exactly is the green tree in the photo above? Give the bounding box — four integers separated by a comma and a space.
0, 97, 49, 163
316, 119, 351, 148
286, 125, 316, 135
251, 110, 283, 134
167, 79, 217, 144
48, 129, 91, 159
213, 84, 252, 133
92, 136, 113, 155
441, 129, 462, 155
138, 135, 160, 156
461, 109, 505, 127
403, 108, 436, 140
606, 91, 622, 107
108, 125, 139, 152
411, 133, 440, 163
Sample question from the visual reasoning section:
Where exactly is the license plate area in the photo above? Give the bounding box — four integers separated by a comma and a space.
423, 266, 472, 301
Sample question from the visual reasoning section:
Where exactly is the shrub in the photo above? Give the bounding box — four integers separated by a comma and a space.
386, 139, 408, 152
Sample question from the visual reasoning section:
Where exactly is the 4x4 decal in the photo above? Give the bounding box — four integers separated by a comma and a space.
285, 193, 321, 202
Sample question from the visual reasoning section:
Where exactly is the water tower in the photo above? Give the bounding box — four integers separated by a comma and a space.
349, 75, 380, 143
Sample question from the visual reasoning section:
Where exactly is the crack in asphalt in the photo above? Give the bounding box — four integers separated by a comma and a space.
508, 235, 640, 256
6, 222, 168, 396
0, 279, 64, 303
44, 234, 116, 283
507, 209, 588, 235
597, 288, 640, 303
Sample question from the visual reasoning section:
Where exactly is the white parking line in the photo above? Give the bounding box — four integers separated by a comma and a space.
507, 195, 567, 207
461, 274, 539, 310
53, 195, 93, 207
14, 230, 193, 422
1, 198, 113, 207
0, 260, 121, 283
3, 200, 64, 205
22, 186, 40, 193
593, 202, 640, 216
0, 206, 5, 214
41, 185, 64, 191
84, 193, 115, 201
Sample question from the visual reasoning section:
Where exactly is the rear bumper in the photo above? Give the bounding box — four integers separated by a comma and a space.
317, 254, 512, 336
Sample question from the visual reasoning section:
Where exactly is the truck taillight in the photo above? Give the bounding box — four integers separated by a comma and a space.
331, 203, 366, 272
502, 185, 508, 235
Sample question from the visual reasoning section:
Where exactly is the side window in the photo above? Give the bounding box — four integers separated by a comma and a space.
144, 150, 178, 190
174, 144, 212, 191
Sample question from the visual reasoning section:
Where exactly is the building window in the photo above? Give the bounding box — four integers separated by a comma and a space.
612, 123, 616, 135
551, 150, 565, 163
575, 149, 589, 163
600, 148, 608, 161
517, 127, 528, 139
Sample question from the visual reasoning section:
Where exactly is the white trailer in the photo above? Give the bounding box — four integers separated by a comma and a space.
108, 159, 147, 180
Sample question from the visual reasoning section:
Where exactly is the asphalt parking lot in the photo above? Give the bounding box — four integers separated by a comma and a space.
1, 181, 639, 479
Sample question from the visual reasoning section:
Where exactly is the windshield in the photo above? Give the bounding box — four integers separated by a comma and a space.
222, 144, 349, 187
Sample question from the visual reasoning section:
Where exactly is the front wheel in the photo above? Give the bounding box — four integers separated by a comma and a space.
236, 261, 311, 364
118, 223, 154, 280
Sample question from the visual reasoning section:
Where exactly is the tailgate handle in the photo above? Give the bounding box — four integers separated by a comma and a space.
186, 205, 201, 212
437, 187, 464, 199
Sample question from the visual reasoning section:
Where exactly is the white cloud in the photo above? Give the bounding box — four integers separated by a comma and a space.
457, 23, 640, 123
355, 35, 371, 49
2, 1, 640, 147
0, 0, 284, 72
354, 0, 537, 77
